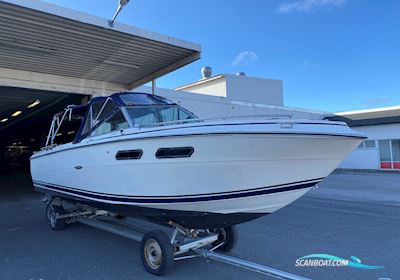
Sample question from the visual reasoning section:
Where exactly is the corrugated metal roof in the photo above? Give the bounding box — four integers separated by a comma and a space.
0, 0, 201, 89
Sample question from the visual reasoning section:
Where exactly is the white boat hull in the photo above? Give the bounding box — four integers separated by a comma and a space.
31, 120, 363, 227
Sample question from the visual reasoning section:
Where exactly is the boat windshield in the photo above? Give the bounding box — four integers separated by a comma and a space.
125, 105, 199, 127
72, 94, 200, 143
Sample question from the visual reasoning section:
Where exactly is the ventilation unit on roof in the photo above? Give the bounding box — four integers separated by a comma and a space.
201, 66, 212, 79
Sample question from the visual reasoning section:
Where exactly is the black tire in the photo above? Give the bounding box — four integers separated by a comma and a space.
140, 230, 174, 276
212, 226, 238, 252
46, 204, 67, 231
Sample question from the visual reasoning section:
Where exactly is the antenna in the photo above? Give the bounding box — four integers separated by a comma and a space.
109, 0, 130, 27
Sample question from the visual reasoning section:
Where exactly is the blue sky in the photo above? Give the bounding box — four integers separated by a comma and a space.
45, 0, 400, 112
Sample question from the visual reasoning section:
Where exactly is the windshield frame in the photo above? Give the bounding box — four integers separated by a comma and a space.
74, 97, 122, 143
72, 93, 200, 143
124, 104, 199, 128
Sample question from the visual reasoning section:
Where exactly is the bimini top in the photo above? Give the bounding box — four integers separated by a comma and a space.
72, 92, 196, 143
92, 92, 177, 107
69, 92, 176, 118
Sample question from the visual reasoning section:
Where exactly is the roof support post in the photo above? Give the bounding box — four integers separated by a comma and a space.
152, 79, 156, 95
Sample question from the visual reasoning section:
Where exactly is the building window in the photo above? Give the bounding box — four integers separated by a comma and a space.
357, 140, 376, 149
392, 140, 400, 169
378, 139, 400, 170
364, 140, 376, 148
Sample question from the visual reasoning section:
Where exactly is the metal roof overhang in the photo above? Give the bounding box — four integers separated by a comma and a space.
0, 0, 201, 95
337, 106, 400, 120
327, 115, 400, 127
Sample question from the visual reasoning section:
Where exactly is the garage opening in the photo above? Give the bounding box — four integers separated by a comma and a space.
0, 0, 200, 200
0, 86, 88, 191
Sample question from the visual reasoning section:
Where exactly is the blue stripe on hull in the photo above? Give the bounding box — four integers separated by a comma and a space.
33, 178, 323, 204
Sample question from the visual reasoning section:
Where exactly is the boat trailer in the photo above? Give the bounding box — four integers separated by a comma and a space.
44, 197, 311, 279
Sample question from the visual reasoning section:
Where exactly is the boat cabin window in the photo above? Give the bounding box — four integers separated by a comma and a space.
91, 99, 106, 121
91, 110, 129, 136
90, 99, 128, 136
81, 98, 108, 135
74, 93, 199, 143
81, 98, 129, 138
160, 106, 193, 123
127, 107, 158, 126
126, 105, 196, 127
81, 112, 92, 135
95, 99, 118, 122
120, 94, 175, 106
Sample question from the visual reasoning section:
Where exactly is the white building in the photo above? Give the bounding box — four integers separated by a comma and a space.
335, 106, 400, 171
176, 73, 284, 106
135, 72, 326, 120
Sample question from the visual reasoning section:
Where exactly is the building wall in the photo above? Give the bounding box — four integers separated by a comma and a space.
177, 74, 284, 106
135, 86, 326, 120
350, 123, 400, 140
225, 75, 283, 106
339, 148, 380, 169
339, 123, 400, 170
177, 78, 227, 97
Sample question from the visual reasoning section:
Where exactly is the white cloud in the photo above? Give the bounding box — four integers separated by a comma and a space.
362, 97, 391, 106
232, 51, 258, 66
302, 59, 320, 70
277, 0, 346, 14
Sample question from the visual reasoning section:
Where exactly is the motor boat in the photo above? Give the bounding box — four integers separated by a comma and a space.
30, 92, 365, 229
30, 91, 360, 275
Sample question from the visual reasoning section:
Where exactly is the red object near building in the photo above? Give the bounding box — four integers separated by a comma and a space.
380, 162, 392, 169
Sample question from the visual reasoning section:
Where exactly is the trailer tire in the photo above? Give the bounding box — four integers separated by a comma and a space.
46, 204, 67, 230
141, 230, 174, 276
212, 226, 238, 252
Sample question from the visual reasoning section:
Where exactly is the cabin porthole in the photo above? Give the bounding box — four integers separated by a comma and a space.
116, 149, 143, 160
155, 147, 194, 159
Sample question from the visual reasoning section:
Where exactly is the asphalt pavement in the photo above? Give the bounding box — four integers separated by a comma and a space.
0, 171, 399, 280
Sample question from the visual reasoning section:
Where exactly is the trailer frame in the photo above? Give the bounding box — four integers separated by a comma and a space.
44, 197, 311, 280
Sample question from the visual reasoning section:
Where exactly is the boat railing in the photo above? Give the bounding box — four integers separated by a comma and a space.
42, 106, 76, 150
41, 110, 294, 149
135, 114, 293, 128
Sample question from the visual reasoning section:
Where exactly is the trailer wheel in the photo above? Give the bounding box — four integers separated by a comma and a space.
46, 204, 67, 231
141, 230, 174, 276
212, 226, 238, 252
